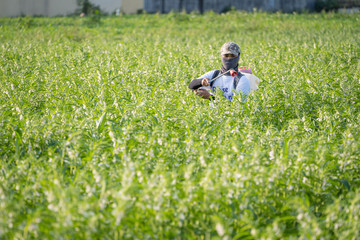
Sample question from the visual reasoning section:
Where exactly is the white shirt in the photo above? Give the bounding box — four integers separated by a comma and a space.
198, 70, 251, 100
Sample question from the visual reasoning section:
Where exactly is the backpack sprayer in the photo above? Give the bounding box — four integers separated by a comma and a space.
208, 69, 237, 84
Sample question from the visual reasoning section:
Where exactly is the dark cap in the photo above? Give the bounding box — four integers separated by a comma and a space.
220, 42, 240, 56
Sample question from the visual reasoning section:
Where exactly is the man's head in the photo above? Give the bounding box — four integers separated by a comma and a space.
220, 42, 240, 71
220, 42, 240, 58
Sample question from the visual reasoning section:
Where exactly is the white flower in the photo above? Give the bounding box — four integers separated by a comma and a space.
215, 223, 225, 236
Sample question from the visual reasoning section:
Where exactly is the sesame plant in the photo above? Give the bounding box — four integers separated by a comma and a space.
0, 12, 359, 239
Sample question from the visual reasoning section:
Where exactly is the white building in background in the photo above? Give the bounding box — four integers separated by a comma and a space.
0, 0, 77, 17
121, 0, 144, 14
0, 0, 142, 17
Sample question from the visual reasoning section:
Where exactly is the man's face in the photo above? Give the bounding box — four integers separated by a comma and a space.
222, 54, 238, 59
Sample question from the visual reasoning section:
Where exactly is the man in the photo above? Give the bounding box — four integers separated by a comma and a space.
188, 42, 250, 101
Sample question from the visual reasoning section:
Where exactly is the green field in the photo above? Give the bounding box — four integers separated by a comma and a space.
0, 12, 359, 239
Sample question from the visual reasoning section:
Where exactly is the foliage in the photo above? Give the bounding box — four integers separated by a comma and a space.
75, 0, 103, 26
315, 0, 340, 12
77, 0, 102, 15
0, 12, 359, 239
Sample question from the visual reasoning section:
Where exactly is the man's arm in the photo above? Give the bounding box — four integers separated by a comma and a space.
188, 70, 215, 90
188, 78, 214, 100
188, 78, 203, 90
188, 78, 210, 90
194, 88, 213, 100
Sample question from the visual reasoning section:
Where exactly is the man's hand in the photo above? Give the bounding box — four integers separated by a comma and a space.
201, 78, 210, 86
194, 89, 211, 99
